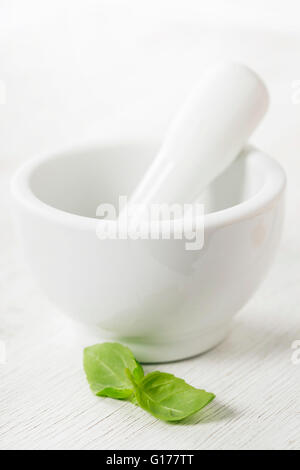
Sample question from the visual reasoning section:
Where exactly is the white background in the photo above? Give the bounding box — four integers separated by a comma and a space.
1, 0, 300, 450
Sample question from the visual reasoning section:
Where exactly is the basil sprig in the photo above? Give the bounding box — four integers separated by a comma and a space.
84, 342, 215, 422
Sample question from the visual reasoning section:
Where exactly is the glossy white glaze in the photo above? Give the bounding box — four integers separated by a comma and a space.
11, 142, 285, 362
122, 63, 269, 213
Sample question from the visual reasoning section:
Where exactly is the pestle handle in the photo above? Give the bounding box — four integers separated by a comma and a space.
124, 62, 269, 214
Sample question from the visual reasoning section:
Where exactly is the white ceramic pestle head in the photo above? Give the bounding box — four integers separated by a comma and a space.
122, 62, 269, 218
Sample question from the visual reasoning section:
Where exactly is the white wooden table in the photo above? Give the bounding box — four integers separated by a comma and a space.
1, 0, 300, 450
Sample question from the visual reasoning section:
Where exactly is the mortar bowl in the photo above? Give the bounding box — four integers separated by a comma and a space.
11, 141, 286, 362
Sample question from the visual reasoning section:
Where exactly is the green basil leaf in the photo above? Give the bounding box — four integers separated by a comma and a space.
126, 370, 215, 421
83, 342, 144, 399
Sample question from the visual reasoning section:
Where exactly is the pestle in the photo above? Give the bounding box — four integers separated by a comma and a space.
120, 62, 269, 220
